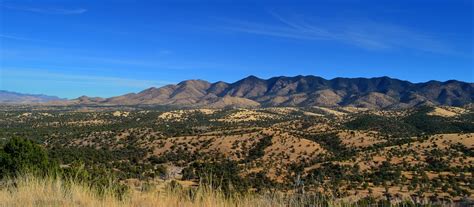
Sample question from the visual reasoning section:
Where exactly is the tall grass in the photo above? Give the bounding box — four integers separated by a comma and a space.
0, 175, 347, 207
2, 175, 446, 207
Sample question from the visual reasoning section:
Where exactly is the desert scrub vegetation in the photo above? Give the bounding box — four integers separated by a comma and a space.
0, 137, 128, 199
0, 137, 445, 207
1, 106, 473, 206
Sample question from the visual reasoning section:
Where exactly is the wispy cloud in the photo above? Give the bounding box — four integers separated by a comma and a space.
0, 45, 244, 71
220, 11, 457, 55
0, 34, 38, 41
2, 68, 173, 89
3, 4, 87, 15
0, 34, 56, 44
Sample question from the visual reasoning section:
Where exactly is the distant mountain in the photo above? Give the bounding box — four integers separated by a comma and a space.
56, 75, 474, 108
0, 90, 65, 104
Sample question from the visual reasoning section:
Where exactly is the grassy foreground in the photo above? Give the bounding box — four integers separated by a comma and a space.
0, 175, 347, 207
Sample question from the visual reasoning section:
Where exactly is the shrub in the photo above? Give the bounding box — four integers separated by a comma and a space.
0, 137, 58, 178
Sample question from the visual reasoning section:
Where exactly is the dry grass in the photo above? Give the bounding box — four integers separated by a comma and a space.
0, 176, 344, 207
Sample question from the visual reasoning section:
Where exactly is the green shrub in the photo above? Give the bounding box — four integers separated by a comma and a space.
0, 137, 58, 178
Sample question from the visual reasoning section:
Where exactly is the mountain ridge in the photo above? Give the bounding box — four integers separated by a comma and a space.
4, 75, 473, 108
0, 90, 65, 104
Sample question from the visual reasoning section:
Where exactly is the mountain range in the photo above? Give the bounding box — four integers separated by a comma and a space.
0, 90, 64, 104
40, 75, 473, 109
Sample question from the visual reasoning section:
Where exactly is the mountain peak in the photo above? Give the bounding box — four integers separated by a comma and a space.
242, 75, 263, 81
178, 79, 210, 85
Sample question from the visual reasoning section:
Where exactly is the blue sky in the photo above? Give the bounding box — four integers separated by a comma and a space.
0, 0, 472, 98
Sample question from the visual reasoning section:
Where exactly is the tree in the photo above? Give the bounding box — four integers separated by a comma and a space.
0, 137, 57, 178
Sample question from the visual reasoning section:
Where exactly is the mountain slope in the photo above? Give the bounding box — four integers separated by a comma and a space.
60, 76, 474, 108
